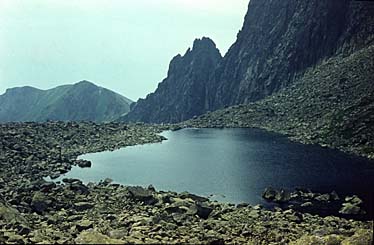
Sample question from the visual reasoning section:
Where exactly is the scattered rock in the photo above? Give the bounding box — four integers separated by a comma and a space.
31, 192, 50, 213
76, 159, 92, 168
262, 188, 290, 203
127, 186, 157, 205
196, 202, 214, 219
75, 230, 124, 244
75, 202, 94, 212
76, 220, 94, 232
179, 192, 209, 202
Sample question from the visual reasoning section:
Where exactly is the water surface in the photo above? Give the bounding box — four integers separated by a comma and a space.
61, 128, 374, 212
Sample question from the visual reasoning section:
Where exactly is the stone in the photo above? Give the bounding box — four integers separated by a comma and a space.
315, 194, 330, 202
236, 203, 250, 208
262, 187, 277, 200
339, 203, 361, 215
75, 230, 124, 244
345, 195, 363, 206
196, 202, 213, 219
76, 220, 94, 232
69, 183, 89, 195
179, 192, 209, 202
262, 188, 291, 203
76, 159, 92, 168
147, 184, 156, 192
300, 202, 313, 208
31, 192, 50, 213
0, 202, 28, 225
127, 186, 157, 205
275, 189, 291, 203
108, 229, 128, 239
75, 202, 94, 212
40, 181, 56, 192
62, 178, 82, 184
330, 191, 340, 201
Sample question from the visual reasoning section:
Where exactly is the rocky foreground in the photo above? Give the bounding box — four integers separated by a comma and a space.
0, 122, 373, 244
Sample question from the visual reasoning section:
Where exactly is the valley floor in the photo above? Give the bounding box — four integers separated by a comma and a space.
0, 122, 372, 244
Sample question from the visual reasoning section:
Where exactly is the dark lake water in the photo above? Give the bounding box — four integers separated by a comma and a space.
60, 128, 374, 214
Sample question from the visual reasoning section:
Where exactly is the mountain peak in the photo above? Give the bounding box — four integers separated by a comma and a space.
192, 37, 217, 51
0, 82, 132, 123
75, 80, 96, 87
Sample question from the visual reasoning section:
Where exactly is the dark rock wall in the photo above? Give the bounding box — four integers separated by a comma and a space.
208, 0, 374, 109
122, 38, 222, 123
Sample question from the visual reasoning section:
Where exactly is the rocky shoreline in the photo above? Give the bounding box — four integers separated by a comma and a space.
0, 122, 373, 244
183, 45, 374, 161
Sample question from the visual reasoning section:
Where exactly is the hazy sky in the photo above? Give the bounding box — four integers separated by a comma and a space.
0, 0, 249, 101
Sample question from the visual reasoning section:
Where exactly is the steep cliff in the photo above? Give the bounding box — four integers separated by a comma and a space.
0, 81, 132, 123
122, 37, 222, 123
208, 0, 374, 109
122, 0, 373, 123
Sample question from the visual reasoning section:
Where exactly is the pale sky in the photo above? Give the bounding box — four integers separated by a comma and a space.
0, 0, 249, 101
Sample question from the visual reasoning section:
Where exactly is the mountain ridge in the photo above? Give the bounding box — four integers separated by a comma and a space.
0, 81, 133, 123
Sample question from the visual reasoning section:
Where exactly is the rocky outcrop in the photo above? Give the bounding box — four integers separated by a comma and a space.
207, 0, 374, 109
121, 37, 222, 123
0, 81, 133, 123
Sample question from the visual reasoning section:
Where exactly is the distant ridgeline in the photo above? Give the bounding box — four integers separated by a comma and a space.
121, 0, 374, 123
0, 81, 133, 123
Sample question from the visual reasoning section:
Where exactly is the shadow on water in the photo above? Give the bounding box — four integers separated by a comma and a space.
56, 128, 374, 219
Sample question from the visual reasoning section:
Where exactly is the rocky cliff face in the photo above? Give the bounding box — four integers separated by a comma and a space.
207, 0, 374, 109
122, 0, 373, 123
122, 37, 222, 123
0, 81, 133, 123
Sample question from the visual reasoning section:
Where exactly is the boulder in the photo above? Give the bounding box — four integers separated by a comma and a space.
127, 186, 157, 205
75, 230, 124, 244
40, 181, 56, 192
76, 160, 92, 168
345, 195, 363, 205
69, 183, 89, 195
262, 187, 277, 200
101, 178, 113, 186
339, 195, 365, 215
330, 191, 340, 201
262, 188, 291, 203
62, 178, 82, 184
31, 192, 50, 213
0, 202, 28, 225
274, 189, 291, 203
339, 203, 361, 215
179, 192, 209, 202
315, 194, 330, 202
196, 202, 213, 219
75, 202, 94, 212
76, 220, 94, 232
